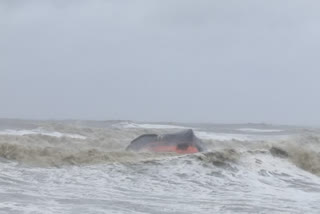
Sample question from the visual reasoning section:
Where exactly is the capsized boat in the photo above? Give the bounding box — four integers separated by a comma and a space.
126, 129, 206, 154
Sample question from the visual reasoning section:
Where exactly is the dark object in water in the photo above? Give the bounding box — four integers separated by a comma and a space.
126, 129, 206, 154
270, 147, 289, 158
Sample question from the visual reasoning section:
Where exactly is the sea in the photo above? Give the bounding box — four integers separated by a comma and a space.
0, 119, 319, 213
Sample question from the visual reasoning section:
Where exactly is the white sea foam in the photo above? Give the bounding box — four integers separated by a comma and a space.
195, 131, 253, 141
194, 130, 284, 141
0, 120, 319, 213
113, 122, 191, 129
0, 128, 86, 139
195, 131, 290, 142
237, 128, 283, 133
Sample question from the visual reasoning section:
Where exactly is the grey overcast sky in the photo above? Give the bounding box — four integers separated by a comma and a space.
1, 0, 320, 125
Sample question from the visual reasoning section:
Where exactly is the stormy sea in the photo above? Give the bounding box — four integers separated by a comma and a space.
0, 119, 320, 213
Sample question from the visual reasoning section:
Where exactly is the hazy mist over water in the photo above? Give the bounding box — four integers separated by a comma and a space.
1, 0, 320, 125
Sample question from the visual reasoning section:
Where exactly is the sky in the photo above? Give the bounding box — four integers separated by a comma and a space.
1, 0, 320, 125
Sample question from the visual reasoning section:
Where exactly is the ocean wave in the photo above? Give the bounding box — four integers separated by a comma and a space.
112, 122, 192, 129
0, 128, 86, 139
237, 128, 283, 133
0, 128, 175, 166
0, 120, 319, 214
0, 123, 319, 178
270, 135, 320, 176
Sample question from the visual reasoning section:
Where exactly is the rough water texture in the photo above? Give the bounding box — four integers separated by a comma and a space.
0, 119, 320, 213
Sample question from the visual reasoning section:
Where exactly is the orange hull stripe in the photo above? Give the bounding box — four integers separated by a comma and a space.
150, 146, 199, 154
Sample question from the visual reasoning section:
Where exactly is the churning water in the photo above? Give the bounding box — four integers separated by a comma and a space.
0, 119, 320, 213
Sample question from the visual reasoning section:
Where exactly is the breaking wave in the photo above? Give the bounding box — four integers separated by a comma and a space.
0, 123, 318, 178
270, 134, 320, 176
0, 126, 177, 166
0, 120, 320, 213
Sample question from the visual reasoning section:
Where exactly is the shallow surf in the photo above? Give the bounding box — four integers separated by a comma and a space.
0, 119, 319, 213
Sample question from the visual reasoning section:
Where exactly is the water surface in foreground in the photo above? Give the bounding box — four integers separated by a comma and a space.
0, 120, 319, 213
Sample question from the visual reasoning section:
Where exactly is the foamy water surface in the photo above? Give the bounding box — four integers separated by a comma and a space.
0, 120, 319, 213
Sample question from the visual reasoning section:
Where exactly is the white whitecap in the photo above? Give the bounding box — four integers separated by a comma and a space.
0, 129, 86, 139
237, 128, 283, 133
195, 131, 253, 141
195, 131, 288, 141
113, 122, 192, 129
